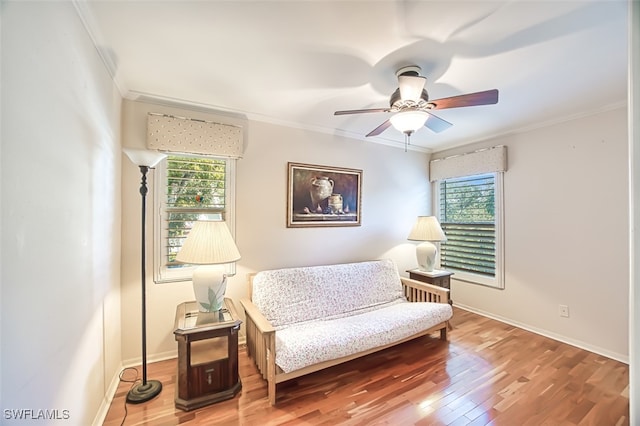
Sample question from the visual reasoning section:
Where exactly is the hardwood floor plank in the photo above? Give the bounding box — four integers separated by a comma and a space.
103, 308, 628, 425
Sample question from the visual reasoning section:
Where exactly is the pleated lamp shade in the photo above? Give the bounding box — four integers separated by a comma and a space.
407, 216, 447, 242
176, 220, 241, 265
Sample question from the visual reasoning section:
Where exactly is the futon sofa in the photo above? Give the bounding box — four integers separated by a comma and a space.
240, 259, 453, 404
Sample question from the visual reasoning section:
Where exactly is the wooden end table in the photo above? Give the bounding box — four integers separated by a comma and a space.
407, 268, 454, 304
173, 298, 242, 411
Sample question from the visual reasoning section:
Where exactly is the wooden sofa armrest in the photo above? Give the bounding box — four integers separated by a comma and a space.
401, 277, 450, 304
240, 297, 277, 403
240, 298, 275, 334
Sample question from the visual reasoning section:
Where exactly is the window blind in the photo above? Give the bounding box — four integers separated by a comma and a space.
439, 174, 496, 277
163, 155, 227, 267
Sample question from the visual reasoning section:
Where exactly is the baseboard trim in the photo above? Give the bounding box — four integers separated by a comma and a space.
92, 336, 248, 425
121, 350, 178, 369
453, 303, 629, 364
92, 361, 125, 426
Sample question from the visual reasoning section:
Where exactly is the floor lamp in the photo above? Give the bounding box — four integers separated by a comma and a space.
123, 148, 166, 403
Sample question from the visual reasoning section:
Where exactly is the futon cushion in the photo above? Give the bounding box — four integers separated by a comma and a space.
274, 300, 453, 373
251, 259, 404, 328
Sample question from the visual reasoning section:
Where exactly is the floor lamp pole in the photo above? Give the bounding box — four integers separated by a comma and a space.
126, 165, 163, 403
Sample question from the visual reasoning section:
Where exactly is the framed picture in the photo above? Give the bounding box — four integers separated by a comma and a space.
287, 162, 362, 227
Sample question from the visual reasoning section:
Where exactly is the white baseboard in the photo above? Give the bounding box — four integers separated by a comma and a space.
453, 303, 629, 364
91, 335, 247, 425
121, 350, 178, 369
91, 361, 125, 426
91, 354, 177, 426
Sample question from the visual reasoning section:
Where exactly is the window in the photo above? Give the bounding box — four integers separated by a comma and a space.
154, 153, 236, 283
437, 172, 504, 288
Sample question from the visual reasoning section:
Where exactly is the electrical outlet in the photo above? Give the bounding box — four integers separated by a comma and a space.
559, 304, 570, 318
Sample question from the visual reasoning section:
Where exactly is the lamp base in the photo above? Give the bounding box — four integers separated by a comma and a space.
126, 379, 163, 404
416, 241, 438, 272
193, 265, 227, 313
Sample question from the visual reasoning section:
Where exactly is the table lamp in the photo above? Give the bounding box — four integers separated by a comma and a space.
176, 220, 241, 312
408, 216, 447, 272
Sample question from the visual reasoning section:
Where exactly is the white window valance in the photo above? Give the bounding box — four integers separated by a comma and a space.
429, 145, 507, 182
146, 113, 243, 158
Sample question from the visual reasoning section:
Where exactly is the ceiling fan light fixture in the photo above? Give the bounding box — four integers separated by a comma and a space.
390, 110, 429, 134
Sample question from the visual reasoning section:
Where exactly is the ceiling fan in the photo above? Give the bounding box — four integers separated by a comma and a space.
334, 66, 499, 143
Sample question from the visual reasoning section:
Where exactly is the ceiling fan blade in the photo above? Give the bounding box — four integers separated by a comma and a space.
429, 89, 499, 110
425, 112, 453, 133
334, 108, 390, 116
366, 119, 392, 137
398, 75, 426, 102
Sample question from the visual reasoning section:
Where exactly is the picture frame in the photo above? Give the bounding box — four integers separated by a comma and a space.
287, 162, 362, 228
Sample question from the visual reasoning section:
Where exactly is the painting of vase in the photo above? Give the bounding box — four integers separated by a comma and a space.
287, 162, 362, 228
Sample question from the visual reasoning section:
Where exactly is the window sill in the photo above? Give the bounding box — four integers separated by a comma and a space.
450, 270, 504, 289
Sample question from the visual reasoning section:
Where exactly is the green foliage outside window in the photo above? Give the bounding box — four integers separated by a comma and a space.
440, 174, 494, 223
439, 173, 496, 277
165, 155, 227, 265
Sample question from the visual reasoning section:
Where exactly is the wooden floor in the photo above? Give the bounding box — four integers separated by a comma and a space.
103, 308, 629, 425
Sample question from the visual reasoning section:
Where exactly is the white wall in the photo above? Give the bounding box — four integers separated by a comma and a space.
433, 106, 629, 362
1, 2, 122, 424
629, 0, 639, 422
120, 98, 431, 362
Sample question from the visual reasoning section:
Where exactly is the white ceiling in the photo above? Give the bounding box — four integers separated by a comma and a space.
76, 0, 629, 152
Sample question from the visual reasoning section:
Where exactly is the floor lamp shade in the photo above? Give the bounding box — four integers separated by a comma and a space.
123, 148, 167, 168
176, 220, 241, 313
123, 148, 166, 404
408, 216, 447, 272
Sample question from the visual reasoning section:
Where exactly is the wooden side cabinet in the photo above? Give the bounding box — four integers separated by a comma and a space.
407, 269, 454, 304
173, 298, 242, 411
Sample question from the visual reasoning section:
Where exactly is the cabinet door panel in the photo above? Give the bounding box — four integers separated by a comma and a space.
189, 360, 230, 397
